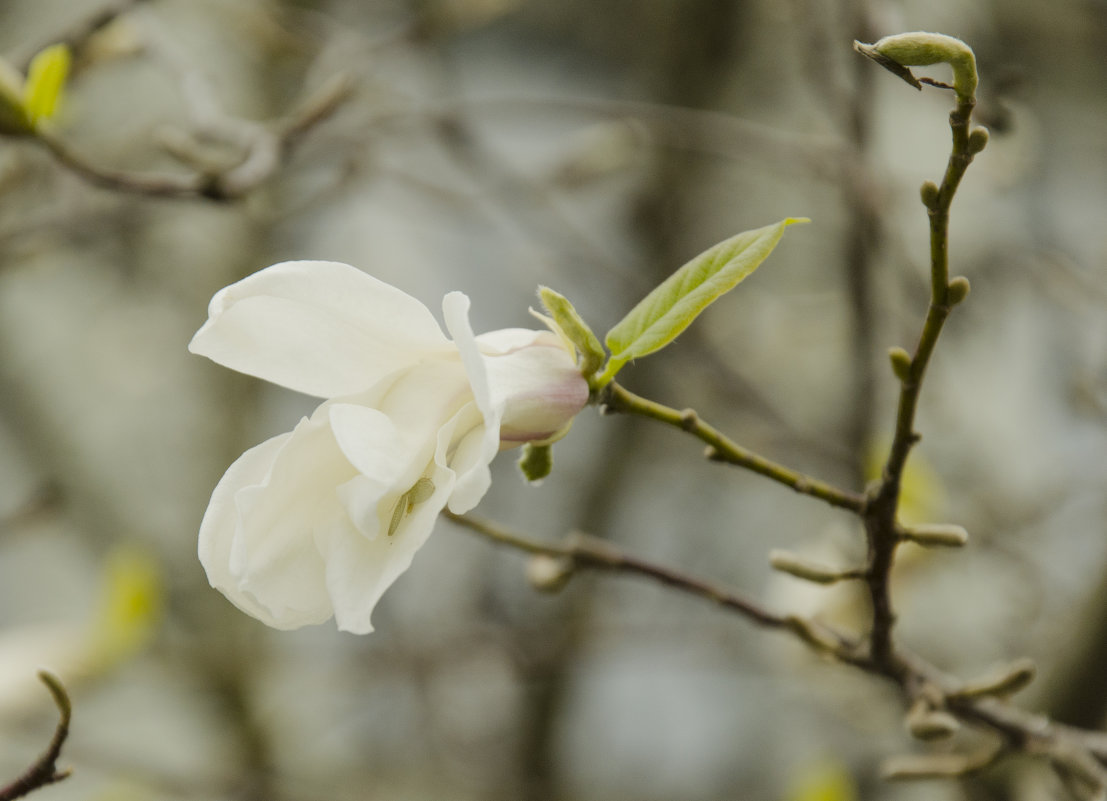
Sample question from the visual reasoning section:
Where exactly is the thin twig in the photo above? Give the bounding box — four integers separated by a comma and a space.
444, 511, 862, 655
599, 382, 867, 513
0, 672, 73, 801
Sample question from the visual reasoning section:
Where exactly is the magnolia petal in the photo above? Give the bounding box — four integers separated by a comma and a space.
320, 406, 467, 633
444, 414, 493, 513
223, 408, 359, 629
475, 327, 553, 355
198, 433, 293, 625
189, 260, 450, 398
442, 292, 504, 508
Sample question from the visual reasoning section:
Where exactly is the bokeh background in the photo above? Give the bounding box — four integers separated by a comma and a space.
0, 0, 1105, 799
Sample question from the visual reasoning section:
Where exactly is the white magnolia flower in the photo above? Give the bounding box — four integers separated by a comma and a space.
190, 260, 589, 633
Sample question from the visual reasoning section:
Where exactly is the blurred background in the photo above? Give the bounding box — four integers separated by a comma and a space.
0, 0, 1105, 799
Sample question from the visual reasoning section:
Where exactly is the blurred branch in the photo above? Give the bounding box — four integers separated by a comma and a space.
0, 672, 73, 801
12, 0, 153, 72
0, 482, 61, 535
31, 72, 352, 200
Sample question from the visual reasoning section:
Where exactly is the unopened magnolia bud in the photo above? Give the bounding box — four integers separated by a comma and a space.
920, 180, 941, 209
902, 523, 969, 548
526, 554, 573, 593
888, 347, 913, 381
947, 276, 971, 305
906, 699, 961, 740
967, 126, 990, 155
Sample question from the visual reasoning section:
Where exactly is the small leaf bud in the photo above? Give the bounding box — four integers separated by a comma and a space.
537, 286, 606, 379
526, 554, 574, 593
769, 550, 855, 584
954, 658, 1037, 700
882, 753, 977, 780
901, 523, 969, 548
517, 442, 553, 484
888, 347, 913, 382
920, 180, 941, 209
967, 126, 990, 155
906, 699, 961, 741
947, 276, 971, 305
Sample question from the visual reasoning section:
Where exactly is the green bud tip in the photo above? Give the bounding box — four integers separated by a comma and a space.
856, 31, 978, 103
920, 181, 941, 209
947, 276, 971, 305
888, 347, 913, 382
536, 285, 605, 379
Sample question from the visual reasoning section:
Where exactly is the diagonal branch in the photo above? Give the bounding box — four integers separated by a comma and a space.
599, 382, 866, 513
444, 510, 860, 657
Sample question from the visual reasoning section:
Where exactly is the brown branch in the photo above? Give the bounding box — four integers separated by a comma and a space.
444, 511, 862, 659
0, 672, 73, 801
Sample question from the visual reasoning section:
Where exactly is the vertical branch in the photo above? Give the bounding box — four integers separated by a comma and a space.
858, 42, 985, 668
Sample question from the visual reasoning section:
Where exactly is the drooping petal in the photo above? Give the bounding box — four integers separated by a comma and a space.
197, 432, 294, 625
442, 291, 504, 508
189, 260, 451, 398
214, 406, 360, 629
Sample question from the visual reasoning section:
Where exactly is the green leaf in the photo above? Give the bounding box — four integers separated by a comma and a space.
23, 43, 71, 126
538, 286, 605, 379
599, 217, 807, 384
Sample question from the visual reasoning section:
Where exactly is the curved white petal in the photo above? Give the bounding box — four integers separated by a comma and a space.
442, 292, 504, 508
189, 260, 450, 398
198, 433, 293, 625
204, 406, 360, 629
475, 327, 557, 355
